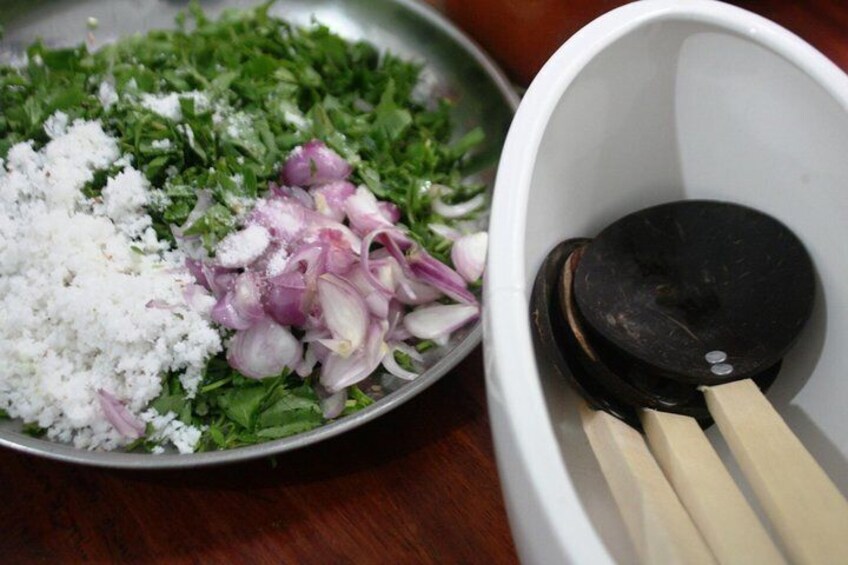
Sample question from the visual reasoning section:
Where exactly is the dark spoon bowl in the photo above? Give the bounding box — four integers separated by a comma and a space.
573, 200, 816, 385
531, 235, 782, 430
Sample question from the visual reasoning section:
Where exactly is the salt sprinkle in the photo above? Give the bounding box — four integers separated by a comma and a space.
216, 224, 271, 268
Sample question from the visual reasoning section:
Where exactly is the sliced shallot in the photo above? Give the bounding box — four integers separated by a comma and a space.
406, 247, 477, 305
321, 320, 387, 392
432, 192, 485, 219
403, 303, 480, 341
265, 271, 308, 326
98, 389, 145, 439
451, 231, 488, 283
382, 342, 422, 381
317, 273, 369, 357
211, 271, 265, 330
227, 318, 301, 379
312, 180, 355, 222
281, 139, 352, 186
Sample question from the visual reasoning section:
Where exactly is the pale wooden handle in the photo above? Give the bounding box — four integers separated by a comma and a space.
703, 379, 848, 565
580, 403, 716, 565
642, 409, 785, 565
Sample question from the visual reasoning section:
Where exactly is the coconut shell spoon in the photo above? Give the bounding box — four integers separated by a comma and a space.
570, 200, 848, 564
532, 238, 778, 564
532, 239, 715, 563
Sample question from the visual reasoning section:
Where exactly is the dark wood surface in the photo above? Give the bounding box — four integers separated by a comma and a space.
1, 2, 846, 563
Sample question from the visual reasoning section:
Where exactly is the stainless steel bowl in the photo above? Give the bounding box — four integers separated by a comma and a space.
0, 0, 518, 468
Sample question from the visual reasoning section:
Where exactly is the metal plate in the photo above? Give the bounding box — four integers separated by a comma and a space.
0, 0, 518, 468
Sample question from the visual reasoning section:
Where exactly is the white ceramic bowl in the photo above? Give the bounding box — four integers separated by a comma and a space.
484, 1, 848, 562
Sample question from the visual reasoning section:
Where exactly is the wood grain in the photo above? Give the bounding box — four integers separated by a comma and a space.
0, 349, 518, 564
704, 380, 848, 565
0, 2, 845, 563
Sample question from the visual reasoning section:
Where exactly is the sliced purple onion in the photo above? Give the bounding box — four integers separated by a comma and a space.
360, 229, 398, 296
320, 320, 387, 392
252, 192, 361, 254
248, 197, 308, 244
359, 227, 414, 298
319, 387, 348, 419
451, 231, 488, 283
345, 186, 395, 237
345, 264, 392, 319
183, 284, 217, 317
98, 389, 145, 439
296, 344, 319, 378
270, 183, 315, 210
185, 258, 208, 288
428, 223, 462, 241
317, 274, 369, 356
407, 247, 477, 305
432, 193, 486, 219
211, 271, 265, 330
227, 318, 301, 379
313, 180, 355, 222
265, 271, 308, 327
382, 342, 422, 381
403, 303, 480, 341
145, 299, 175, 310
283, 243, 324, 277
201, 263, 238, 299
378, 201, 401, 224
386, 299, 411, 342
393, 265, 443, 305
318, 228, 358, 275
281, 139, 352, 186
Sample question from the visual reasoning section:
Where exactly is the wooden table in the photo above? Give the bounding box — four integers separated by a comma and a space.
1, 2, 845, 563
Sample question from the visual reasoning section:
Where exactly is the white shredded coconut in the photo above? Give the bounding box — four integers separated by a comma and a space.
211, 100, 232, 126
43, 111, 70, 139
98, 81, 119, 110
140, 91, 210, 121
283, 110, 308, 129
141, 409, 204, 455
224, 111, 252, 139
0, 117, 222, 452
178, 124, 197, 148
140, 92, 181, 120
151, 138, 172, 150
96, 167, 152, 238
113, 153, 134, 169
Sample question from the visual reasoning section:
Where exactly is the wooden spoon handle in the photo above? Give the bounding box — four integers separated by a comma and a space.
580, 403, 716, 564
703, 379, 848, 565
642, 409, 785, 565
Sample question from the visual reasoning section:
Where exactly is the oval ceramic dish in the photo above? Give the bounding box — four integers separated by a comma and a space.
0, 0, 518, 468
485, 0, 848, 563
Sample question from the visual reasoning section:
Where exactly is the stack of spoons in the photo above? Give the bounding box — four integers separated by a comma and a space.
530, 200, 848, 564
